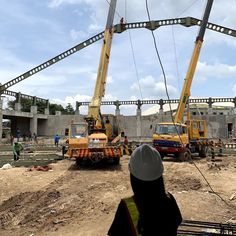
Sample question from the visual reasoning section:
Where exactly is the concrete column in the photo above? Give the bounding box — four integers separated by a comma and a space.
115, 107, 120, 116
44, 108, 49, 115
15, 92, 21, 111
31, 105, 37, 114
136, 108, 142, 136
114, 100, 120, 116
32, 96, 37, 106
208, 97, 213, 114
0, 98, 3, 142
233, 97, 236, 115
136, 100, 142, 136
159, 99, 164, 114
15, 103, 21, 111
159, 108, 164, 115
44, 99, 49, 115
55, 111, 62, 116
30, 105, 38, 135
75, 101, 80, 115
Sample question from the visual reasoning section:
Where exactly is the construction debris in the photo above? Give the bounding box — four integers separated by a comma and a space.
27, 165, 52, 171
1, 163, 12, 170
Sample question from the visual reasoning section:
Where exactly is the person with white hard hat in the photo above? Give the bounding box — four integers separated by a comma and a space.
108, 144, 182, 236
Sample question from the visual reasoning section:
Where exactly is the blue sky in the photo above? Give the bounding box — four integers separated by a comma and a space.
0, 0, 236, 115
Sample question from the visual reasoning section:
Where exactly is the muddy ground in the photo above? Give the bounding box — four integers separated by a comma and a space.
0, 154, 235, 236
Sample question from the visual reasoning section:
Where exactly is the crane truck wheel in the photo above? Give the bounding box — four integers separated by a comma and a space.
199, 145, 207, 158
113, 158, 120, 165
76, 158, 83, 166
178, 149, 191, 162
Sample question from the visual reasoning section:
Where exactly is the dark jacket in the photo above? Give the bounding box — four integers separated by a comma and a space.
108, 175, 182, 236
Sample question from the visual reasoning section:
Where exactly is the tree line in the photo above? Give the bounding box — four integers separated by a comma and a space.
7, 98, 75, 115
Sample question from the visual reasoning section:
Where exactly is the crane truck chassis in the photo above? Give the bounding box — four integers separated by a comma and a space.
153, 120, 208, 161
64, 0, 123, 166
64, 122, 122, 165
153, 0, 213, 161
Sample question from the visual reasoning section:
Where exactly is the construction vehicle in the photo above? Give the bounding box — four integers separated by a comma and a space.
65, 0, 122, 165
153, 0, 214, 161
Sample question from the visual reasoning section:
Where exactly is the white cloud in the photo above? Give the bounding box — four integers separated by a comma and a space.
103, 93, 117, 101
107, 76, 113, 84
1, 1, 236, 116
70, 29, 88, 41
131, 75, 178, 98
196, 61, 236, 81
52, 94, 91, 107
131, 75, 155, 91
233, 84, 236, 96
49, 0, 75, 8
88, 23, 103, 33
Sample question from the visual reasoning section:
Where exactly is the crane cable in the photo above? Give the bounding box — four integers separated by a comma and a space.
145, 0, 235, 210
172, 0, 200, 93
125, 0, 143, 100
105, 0, 123, 19
104, 0, 143, 100
144, 0, 176, 131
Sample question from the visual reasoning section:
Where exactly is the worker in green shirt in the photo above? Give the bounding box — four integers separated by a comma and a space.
13, 139, 24, 161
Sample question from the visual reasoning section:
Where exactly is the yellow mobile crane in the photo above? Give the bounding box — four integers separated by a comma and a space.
66, 0, 122, 165
153, 0, 213, 161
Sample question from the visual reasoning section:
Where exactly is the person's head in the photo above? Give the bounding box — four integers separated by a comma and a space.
13, 138, 18, 144
128, 144, 165, 199
129, 144, 163, 181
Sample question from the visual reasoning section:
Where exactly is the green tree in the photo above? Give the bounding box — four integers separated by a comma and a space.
64, 103, 75, 115
37, 100, 48, 114
7, 98, 67, 115
49, 103, 65, 115
8, 98, 32, 112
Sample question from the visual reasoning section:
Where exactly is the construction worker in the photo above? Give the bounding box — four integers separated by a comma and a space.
217, 138, 224, 157
210, 140, 215, 161
13, 139, 24, 161
124, 136, 129, 145
54, 134, 60, 147
108, 144, 182, 236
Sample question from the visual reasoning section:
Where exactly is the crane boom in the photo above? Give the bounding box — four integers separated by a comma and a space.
87, 0, 117, 122
65, 0, 122, 166
174, 0, 214, 123
153, 0, 214, 161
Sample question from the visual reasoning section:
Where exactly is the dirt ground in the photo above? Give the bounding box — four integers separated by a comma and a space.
0, 154, 235, 236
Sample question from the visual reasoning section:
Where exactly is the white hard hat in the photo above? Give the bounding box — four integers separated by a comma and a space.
129, 144, 164, 181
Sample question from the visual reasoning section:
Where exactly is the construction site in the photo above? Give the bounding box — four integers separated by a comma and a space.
0, 0, 236, 235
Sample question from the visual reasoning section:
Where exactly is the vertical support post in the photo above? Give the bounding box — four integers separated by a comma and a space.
15, 92, 21, 111
159, 99, 164, 114
208, 97, 213, 114
114, 100, 120, 116
136, 100, 142, 136
233, 97, 236, 115
30, 96, 38, 135
75, 101, 81, 115
45, 99, 50, 115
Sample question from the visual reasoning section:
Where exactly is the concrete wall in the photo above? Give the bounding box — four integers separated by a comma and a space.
30, 113, 236, 139
40, 114, 85, 136
1, 110, 236, 140
10, 117, 31, 137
